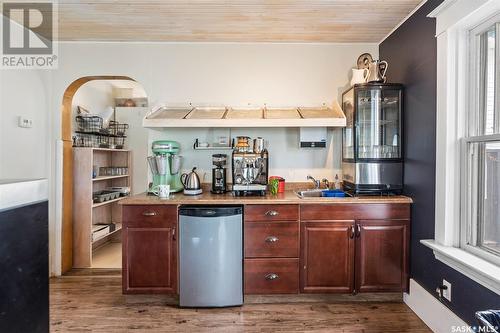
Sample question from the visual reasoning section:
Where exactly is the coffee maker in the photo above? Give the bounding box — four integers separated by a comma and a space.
232, 137, 269, 196
147, 140, 183, 194
211, 154, 227, 194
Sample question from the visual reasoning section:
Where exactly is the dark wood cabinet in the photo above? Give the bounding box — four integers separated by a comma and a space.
355, 220, 409, 292
120, 202, 410, 296
245, 204, 299, 222
244, 222, 299, 258
244, 205, 300, 294
300, 221, 355, 293
122, 205, 177, 294
299, 204, 410, 294
244, 258, 299, 294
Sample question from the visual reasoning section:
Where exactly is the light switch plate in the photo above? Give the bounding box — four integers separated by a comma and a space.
18, 116, 33, 128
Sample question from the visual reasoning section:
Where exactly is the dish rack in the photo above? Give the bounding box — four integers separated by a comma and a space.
73, 116, 129, 149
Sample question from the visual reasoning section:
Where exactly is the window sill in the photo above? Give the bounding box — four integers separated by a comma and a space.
421, 239, 500, 296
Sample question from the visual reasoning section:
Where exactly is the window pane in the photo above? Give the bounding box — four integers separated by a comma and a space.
479, 26, 497, 135
474, 141, 500, 255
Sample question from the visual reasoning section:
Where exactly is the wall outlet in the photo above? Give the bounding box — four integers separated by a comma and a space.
18, 116, 33, 128
442, 279, 452, 301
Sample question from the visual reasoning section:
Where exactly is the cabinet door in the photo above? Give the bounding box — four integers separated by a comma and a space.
300, 221, 355, 293
123, 227, 177, 294
355, 220, 409, 292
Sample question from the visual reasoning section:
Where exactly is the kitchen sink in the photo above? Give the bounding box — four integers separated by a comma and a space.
295, 189, 351, 198
295, 189, 324, 198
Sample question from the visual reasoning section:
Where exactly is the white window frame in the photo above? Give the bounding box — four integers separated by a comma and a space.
461, 14, 500, 266
421, 0, 500, 296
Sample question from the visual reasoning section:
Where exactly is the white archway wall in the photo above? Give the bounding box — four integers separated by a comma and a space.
71, 79, 147, 133
72, 79, 147, 116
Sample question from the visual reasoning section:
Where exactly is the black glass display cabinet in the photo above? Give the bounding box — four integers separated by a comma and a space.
341, 83, 404, 195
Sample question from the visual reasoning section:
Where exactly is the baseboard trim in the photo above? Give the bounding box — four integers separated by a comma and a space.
404, 279, 468, 333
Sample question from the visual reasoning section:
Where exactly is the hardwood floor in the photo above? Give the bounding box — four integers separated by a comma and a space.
50, 273, 431, 332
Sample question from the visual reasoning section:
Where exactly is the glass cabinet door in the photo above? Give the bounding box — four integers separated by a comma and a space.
342, 88, 355, 160
356, 88, 401, 160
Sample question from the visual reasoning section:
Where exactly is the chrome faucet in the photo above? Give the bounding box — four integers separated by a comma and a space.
322, 178, 330, 190
307, 175, 321, 189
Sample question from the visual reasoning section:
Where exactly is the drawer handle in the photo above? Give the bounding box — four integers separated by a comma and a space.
265, 236, 279, 243
142, 211, 157, 216
356, 224, 361, 238
265, 210, 279, 216
265, 273, 279, 281
349, 225, 355, 239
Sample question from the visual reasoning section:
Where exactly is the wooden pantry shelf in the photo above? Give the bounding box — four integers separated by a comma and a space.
93, 175, 130, 181
92, 196, 127, 208
92, 148, 131, 152
73, 148, 132, 268
92, 223, 122, 245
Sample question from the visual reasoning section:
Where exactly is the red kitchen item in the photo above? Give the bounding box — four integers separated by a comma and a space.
269, 176, 285, 193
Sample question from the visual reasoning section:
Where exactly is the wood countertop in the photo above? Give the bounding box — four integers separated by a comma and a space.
120, 191, 413, 205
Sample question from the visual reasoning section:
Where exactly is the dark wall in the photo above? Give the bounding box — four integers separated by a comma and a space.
380, 0, 500, 325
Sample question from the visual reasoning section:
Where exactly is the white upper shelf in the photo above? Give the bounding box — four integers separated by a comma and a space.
143, 103, 346, 128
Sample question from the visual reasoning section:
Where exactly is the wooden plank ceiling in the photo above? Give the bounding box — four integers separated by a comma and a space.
14, 0, 424, 42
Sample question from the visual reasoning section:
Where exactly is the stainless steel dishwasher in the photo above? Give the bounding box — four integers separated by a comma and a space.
179, 206, 243, 307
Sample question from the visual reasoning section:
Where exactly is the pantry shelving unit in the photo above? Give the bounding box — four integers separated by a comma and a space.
73, 147, 132, 268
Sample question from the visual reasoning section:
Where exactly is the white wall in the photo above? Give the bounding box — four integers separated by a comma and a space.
72, 80, 114, 115
149, 127, 341, 184
115, 107, 149, 194
52, 42, 378, 136
0, 70, 50, 179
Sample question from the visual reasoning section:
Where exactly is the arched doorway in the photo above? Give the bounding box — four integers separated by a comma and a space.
60, 76, 139, 274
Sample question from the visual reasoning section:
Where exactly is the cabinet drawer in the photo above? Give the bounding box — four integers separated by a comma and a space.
245, 205, 299, 222
244, 222, 299, 258
244, 258, 299, 294
122, 205, 177, 228
300, 204, 410, 221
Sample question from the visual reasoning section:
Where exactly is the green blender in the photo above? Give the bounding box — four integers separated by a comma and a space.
148, 140, 183, 194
